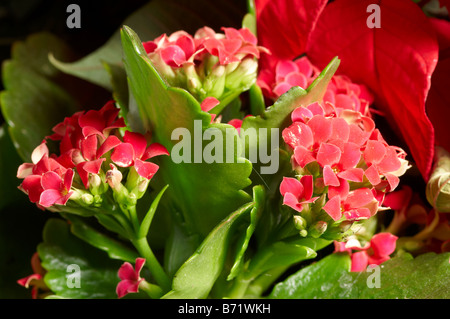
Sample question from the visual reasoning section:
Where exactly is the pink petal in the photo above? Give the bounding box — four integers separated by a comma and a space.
323, 165, 340, 186
330, 117, 350, 144
293, 146, 316, 168
291, 106, 313, 123
351, 251, 369, 272
364, 140, 386, 164
134, 258, 146, 275
364, 164, 381, 186
323, 195, 342, 221
328, 178, 349, 200
334, 93, 355, 110
345, 188, 375, 209
17, 163, 35, 179
175, 35, 195, 59
21, 175, 43, 203
81, 135, 98, 161
307, 102, 325, 116
275, 60, 299, 82
273, 82, 293, 97
370, 233, 398, 258
337, 167, 364, 183
285, 72, 308, 88
79, 110, 105, 134
31, 142, 49, 164
123, 131, 147, 160
142, 143, 170, 160
63, 169, 75, 190
17, 274, 42, 288
317, 143, 341, 167
97, 135, 122, 158
39, 189, 63, 207
134, 159, 159, 180
111, 143, 135, 167
307, 115, 332, 145
295, 56, 314, 78
282, 192, 303, 212
282, 122, 314, 149
118, 262, 137, 281
344, 208, 372, 221
339, 142, 361, 170
200, 97, 220, 113
300, 175, 314, 201
76, 159, 105, 189
280, 177, 304, 199
385, 173, 400, 191
160, 45, 187, 67
41, 171, 63, 190
377, 147, 401, 173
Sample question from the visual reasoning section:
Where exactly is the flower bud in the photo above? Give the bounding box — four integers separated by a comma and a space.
225, 57, 258, 91
309, 221, 328, 238
426, 147, 450, 212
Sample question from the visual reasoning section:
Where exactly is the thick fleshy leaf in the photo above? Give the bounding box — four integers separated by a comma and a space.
121, 26, 252, 237
0, 33, 78, 161
162, 201, 255, 299
37, 219, 123, 299
270, 252, 450, 299
67, 215, 139, 263
49, 0, 245, 90
307, 0, 439, 180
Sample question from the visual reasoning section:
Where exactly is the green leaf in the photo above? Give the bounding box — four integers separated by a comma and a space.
50, 0, 245, 90
162, 201, 254, 299
0, 126, 23, 210
138, 184, 169, 239
228, 185, 265, 280
37, 218, 123, 299
0, 32, 78, 161
67, 215, 139, 263
270, 252, 450, 299
121, 25, 253, 237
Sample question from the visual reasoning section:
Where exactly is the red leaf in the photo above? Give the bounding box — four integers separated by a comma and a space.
427, 18, 450, 153
306, 0, 439, 180
255, 0, 328, 71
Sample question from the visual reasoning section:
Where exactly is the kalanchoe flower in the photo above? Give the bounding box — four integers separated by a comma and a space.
110, 131, 169, 180
279, 101, 409, 238
335, 233, 398, 272
116, 258, 146, 298
279, 175, 319, 212
17, 252, 49, 299
143, 26, 269, 102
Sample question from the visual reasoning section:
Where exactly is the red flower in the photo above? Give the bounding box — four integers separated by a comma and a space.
279, 175, 319, 212
116, 258, 146, 298
111, 131, 169, 180
256, 0, 439, 180
335, 233, 398, 272
17, 252, 49, 299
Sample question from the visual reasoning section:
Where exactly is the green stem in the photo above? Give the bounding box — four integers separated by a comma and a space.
128, 205, 141, 234
132, 236, 171, 293
139, 281, 164, 299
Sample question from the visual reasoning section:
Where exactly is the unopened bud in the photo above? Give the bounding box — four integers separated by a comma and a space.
225, 57, 257, 90
309, 221, 328, 238
426, 146, 450, 212
293, 215, 307, 231
106, 165, 123, 190
81, 193, 94, 205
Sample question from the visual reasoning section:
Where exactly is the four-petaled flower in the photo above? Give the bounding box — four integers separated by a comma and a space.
116, 258, 146, 298
335, 233, 398, 272
279, 175, 319, 212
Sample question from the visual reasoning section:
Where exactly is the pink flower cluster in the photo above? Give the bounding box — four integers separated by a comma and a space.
143, 26, 268, 68
17, 101, 168, 209
258, 57, 374, 117
334, 233, 398, 272
280, 101, 409, 223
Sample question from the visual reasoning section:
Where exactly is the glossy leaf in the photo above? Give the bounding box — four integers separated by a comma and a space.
121, 26, 253, 237
270, 252, 450, 299
162, 201, 255, 299
228, 185, 265, 280
37, 219, 122, 299
67, 215, 139, 263
306, 0, 439, 180
0, 33, 78, 161
50, 0, 245, 90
